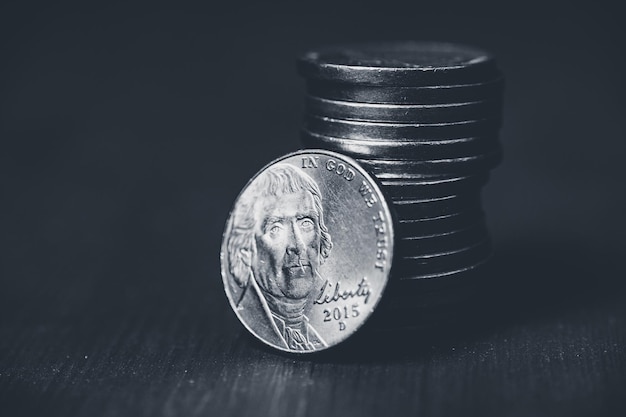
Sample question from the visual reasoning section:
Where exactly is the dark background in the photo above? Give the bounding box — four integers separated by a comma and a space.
1, 2, 625, 416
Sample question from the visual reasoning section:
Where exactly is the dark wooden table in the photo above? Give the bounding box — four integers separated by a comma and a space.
2, 3, 625, 416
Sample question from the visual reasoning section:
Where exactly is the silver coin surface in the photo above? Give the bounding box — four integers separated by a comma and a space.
394, 238, 493, 276
297, 41, 499, 86
392, 193, 483, 219
220, 150, 394, 353
305, 76, 505, 104
381, 175, 490, 199
305, 114, 502, 141
355, 148, 502, 178
397, 222, 489, 256
301, 129, 500, 160
305, 96, 503, 123
397, 209, 485, 236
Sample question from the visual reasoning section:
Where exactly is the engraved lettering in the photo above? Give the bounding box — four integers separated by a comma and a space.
323, 309, 331, 322
314, 278, 372, 304
320, 305, 360, 326
359, 181, 371, 196
301, 156, 319, 168
326, 159, 355, 181
358, 181, 377, 207
374, 248, 388, 270
373, 211, 388, 271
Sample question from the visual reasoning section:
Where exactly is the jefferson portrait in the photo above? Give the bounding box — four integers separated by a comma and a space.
226, 163, 333, 351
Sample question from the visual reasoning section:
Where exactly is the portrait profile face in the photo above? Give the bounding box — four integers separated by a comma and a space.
226, 163, 332, 304
251, 189, 322, 300
222, 151, 393, 353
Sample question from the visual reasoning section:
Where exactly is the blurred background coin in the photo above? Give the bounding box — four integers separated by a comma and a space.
305, 114, 502, 141
301, 130, 500, 160
297, 41, 500, 86
305, 76, 505, 104
305, 96, 502, 123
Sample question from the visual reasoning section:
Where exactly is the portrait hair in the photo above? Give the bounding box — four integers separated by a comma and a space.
227, 163, 333, 288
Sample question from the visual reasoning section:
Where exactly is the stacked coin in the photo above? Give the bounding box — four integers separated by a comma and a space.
297, 41, 504, 327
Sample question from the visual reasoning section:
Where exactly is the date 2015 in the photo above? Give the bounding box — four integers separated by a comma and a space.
323, 304, 360, 331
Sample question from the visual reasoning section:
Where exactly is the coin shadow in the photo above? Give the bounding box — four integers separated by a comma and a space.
307, 237, 626, 364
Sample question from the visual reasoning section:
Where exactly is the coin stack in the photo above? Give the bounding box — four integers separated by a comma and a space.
297, 42, 504, 327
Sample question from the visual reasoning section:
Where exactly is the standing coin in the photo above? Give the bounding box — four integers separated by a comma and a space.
220, 150, 394, 353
